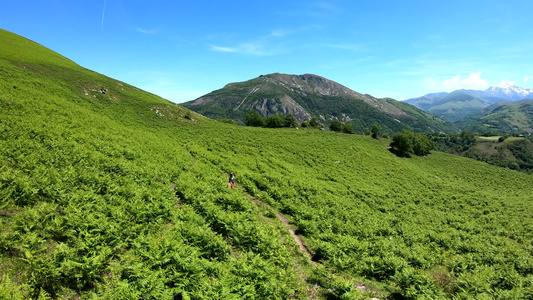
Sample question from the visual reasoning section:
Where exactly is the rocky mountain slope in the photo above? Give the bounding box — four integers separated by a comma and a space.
183, 73, 456, 133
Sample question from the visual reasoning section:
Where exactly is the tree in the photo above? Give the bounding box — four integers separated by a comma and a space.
265, 114, 285, 128
371, 124, 382, 139
309, 116, 319, 128
245, 110, 265, 127
329, 119, 342, 132
284, 114, 298, 128
413, 133, 434, 156
460, 130, 477, 150
341, 123, 355, 134
390, 129, 415, 157
300, 121, 310, 128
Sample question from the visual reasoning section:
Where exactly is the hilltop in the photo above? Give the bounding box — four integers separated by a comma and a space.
182, 73, 456, 134
1, 29, 533, 299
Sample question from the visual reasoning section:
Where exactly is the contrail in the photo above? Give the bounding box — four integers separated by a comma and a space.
101, 0, 107, 32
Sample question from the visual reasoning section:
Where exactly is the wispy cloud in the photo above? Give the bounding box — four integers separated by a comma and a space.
101, 0, 107, 32
306, 1, 343, 19
208, 29, 296, 56
136, 28, 158, 35
326, 43, 367, 52
209, 45, 238, 53
208, 25, 326, 56
209, 41, 282, 56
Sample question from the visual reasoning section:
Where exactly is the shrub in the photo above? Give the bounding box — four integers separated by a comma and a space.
218, 119, 236, 125
265, 114, 285, 128
245, 110, 265, 127
284, 114, 298, 128
414, 133, 434, 156
329, 119, 342, 132
390, 129, 415, 157
341, 124, 355, 134
371, 124, 381, 139
309, 116, 319, 128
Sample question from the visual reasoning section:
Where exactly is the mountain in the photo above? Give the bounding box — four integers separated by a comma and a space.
485, 82, 533, 100
406, 84, 533, 122
183, 73, 456, 133
456, 99, 533, 134
3, 29, 533, 299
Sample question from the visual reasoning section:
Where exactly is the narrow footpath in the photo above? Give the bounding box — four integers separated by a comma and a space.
247, 194, 314, 260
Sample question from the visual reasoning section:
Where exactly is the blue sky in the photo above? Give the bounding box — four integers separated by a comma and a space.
1, 0, 532, 103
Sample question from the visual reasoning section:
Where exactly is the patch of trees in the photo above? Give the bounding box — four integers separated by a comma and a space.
245, 111, 300, 128
246, 111, 355, 133
428, 131, 533, 174
390, 130, 434, 157
329, 119, 355, 134
428, 131, 477, 154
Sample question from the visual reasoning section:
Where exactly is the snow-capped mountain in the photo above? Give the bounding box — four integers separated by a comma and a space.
484, 82, 533, 101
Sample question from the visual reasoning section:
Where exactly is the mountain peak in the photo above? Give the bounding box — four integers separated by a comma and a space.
183, 72, 455, 133
496, 80, 516, 88
485, 83, 533, 101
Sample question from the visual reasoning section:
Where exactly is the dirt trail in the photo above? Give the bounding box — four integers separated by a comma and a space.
248, 194, 373, 295
248, 195, 313, 260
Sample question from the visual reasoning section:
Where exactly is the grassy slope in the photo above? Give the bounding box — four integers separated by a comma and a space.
457, 100, 533, 134
1, 29, 533, 299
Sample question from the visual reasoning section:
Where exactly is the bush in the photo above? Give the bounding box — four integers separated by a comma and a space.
218, 119, 236, 125
284, 114, 298, 128
414, 133, 434, 156
371, 124, 381, 139
309, 116, 319, 128
342, 124, 355, 134
265, 114, 285, 128
498, 135, 509, 143
245, 110, 265, 127
391, 129, 415, 157
330, 119, 342, 132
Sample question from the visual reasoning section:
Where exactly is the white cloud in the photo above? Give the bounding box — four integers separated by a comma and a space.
524, 76, 533, 84
326, 43, 367, 52
209, 41, 275, 56
136, 28, 158, 35
207, 26, 316, 56
442, 72, 489, 91
209, 45, 238, 53
208, 34, 287, 56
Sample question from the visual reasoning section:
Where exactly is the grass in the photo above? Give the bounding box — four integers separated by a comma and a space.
2, 28, 533, 299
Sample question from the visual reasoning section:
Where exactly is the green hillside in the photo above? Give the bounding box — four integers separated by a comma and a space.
2, 29, 533, 299
457, 99, 533, 134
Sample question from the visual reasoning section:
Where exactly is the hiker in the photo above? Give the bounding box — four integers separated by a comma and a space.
228, 172, 235, 189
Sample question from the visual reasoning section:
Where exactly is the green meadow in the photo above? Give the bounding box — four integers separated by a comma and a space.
1, 29, 533, 299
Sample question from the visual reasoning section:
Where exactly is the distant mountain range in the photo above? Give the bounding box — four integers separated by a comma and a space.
182, 73, 456, 134
456, 99, 533, 134
405, 84, 533, 122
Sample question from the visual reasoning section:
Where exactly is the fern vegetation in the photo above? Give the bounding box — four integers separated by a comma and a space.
1, 29, 533, 299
